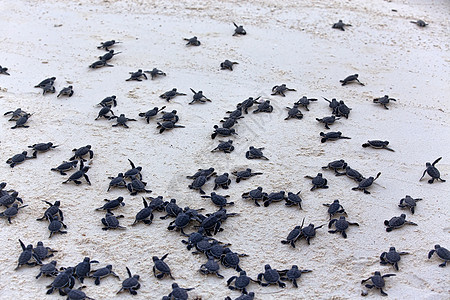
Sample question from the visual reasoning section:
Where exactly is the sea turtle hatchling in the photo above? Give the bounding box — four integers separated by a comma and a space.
184, 36, 201, 46
0, 65, 10, 75
320, 131, 351, 143
48, 216, 68, 238
352, 172, 381, 194
361, 271, 396, 296
316, 115, 340, 129
246, 146, 269, 160
16, 239, 41, 269
428, 245, 450, 267
42, 82, 56, 95
380, 247, 409, 271
221, 248, 247, 272
373, 95, 397, 109
4, 108, 27, 121
89, 264, 120, 285
160, 88, 187, 102
34, 77, 56, 88
253, 100, 273, 113
285, 191, 303, 209
28, 142, 58, 157
89, 60, 113, 68
166, 283, 195, 300
126, 69, 147, 81
332, 20, 352, 31
109, 113, 136, 128
328, 216, 359, 238
63, 287, 95, 300
271, 84, 296, 97
336, 165, 365, 182
233, 22, 247, 36
107, 173, 127, 191
188, 175, 208, 195
322, 159, 347, 174
33, 241, 58, 261
384, 214, 417, 232
101, 211, 126, 230
124, 159, 143, 180
242, 187, 267, 206
323, 97, 339, 114
220, 60, 239, 71
95, 104, 114, 120
263, 191, 287, 207
11, 113, 32, 129
0, 191, 23, 208
74, 257, 100, 283
420, 157, 446, 184
0, 203, 26, 224
36, 200, 63, 221
6, 151, 35, 167
225, 292, 255, 300
340, 74, 364, 86
36, 260, 58, 279
295, 96, 318, 111
227, 270, 255, 294
304, 173, 328, 191
157, 121, 185, 133
98, 49, 121, 61
46, 267, 75, 295
97, 40, 121, 51
187, 167, 216, 180
62, 160, 90, 185
189, 88, 211, 104
131, 197, 154, 225
160, 198, 182, 219
153, 254, 175, 279
233, 168, 263, 183
238, 96, 260, 114
199, 257, 224, 278
139, 106, 166, 123
280, 265, 312, 288
127, 178, 151, 196
117, 267, 140, 295
70, 145, 93, 161
144, 68, 166, 80
257, 264, 286, 288
95, 197, 125, 211
323, 200, 347, 219
220, 116, 239, 128
410, 20, 428, 27
158, 110, 179, 123
285, 104, 303, 120
211, 140, 234, 153
398, 195, 423, 214
362, 140, 394, 152
97, 95, 117, 107
214, 173, 231, 190
51, 161, 78, 175
57, 86, 74, 97
211, 125, 237, 139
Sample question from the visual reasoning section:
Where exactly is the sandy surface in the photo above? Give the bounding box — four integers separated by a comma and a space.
0, 0, 449, 299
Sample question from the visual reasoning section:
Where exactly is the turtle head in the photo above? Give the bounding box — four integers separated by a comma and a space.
106, 264, 113, 270
152, 256, 158, 262
11, 191, 19, 197
117, 197, 124, 202
0, 182, 6, 189
84, 257, 90, 262
374, 271, 381, 276
400, 214, 406, 218
339, 216, 345, 220
435, 245, 441, 249
172, 283, 179, 289
240, 270, 247, 275
86, 145, 92, 149
292, 265, 299, 269
37, 241, 43, 246
389, 247, 396, 252
264, 264, 271, 270
111, 95, 116, 99
26, 244, 33, 250
133, 275, 140, 280
22, 151, 28, 155
333, 199, 339, 203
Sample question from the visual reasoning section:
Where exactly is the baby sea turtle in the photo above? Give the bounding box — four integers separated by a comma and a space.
48, 216, 67, 238
384, 214, 417, 232
398, 195, 422, 214
51, 161, 78, 175
97, 95, 117, 107
0, 65, 10, 75
373, 95, 397, 109
33, 241, 58, 261
410, 20, 428, 27
117, 267, 140, 295
226, 107, 244, 119
0, 191, 23, 208
90, 264, 120, 285
160, 198, 182, 219
246, 146, 269, 160
109, 113, 137, 128
285, 191, 303, 209
46, 267, 75, 295
296, 96, 318, 111
361, 271, 395, 296
36, 260, 58, 279
189, 88, 211, 104
220, 116, 239, 128
257, 264, 286, 288
225, 293, 255, 300
132, 197, 154, 225
352, 172, 381, 194
420, 157, 446, 184
323, 200, 347, 219
184, 36, 201, 46
227, 270, 254, 294
6, 151, 34, 167
233, 22, 246, 36
107, 173, 127, 191
139, 106, 166, 123
95, 197, 125, 211
4, 108, 27, 121
335, 100, 352, 118
11, 113, 32, 129
242, 187, 267, 206
233, 168, 263, 183
214, 173, 231, 190
189, 175, 208, 195
187, 167, 216, 180
271, 84, 296, 97
57, 86, 74, 97
70, 145, 93, 161
221, 59, 239, 71
75, 257, 100, 283
211, 125, 237, 139
211, 140, 234, 153
280, 265, 312, 288
322, 159, 347, 174
62, 160, 90, 185
285, 104, 303, 120
144, 68, 166, 80
126, 69, 147, 81
332, 20, 352, 31
127, 178, 151, 195
253, 100, 273, 113
159, 109, 179, 123
264, 191, 287, 207
166, 283, 194, 300
89, 60, 113, 68
42, 82, 56, 95
428, 245, 450, 267
99, 49, 121, 61
380, 247, 409, 271
157, 121, 185, 133
28, 142, 58, 157
63, 287, 95, 300
97, 40, 121, 51
238, 96, 260, 114
320, 131, 351, 143
160, 88, 187, 102
323, 97, 339, 113
340, 74, 364, 86
336, 165, 365, 182
153, 254, 174, 279
316, 115, 340, 129
34, 77, 56, 88
221, 248, 247, 272
36, 200, 63, 221
0, 202, 27, 223
16, 239, 41, 269
125, 159, 143, 180
282, 218, 323, 247
200, 257, 224, 278
362, 140, 394, 152
328, 216, 359, 238
304, 173, 328, 191
102, 211, 126, 230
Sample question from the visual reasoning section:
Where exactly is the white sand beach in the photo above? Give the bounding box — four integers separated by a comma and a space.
0, 0, 449, 299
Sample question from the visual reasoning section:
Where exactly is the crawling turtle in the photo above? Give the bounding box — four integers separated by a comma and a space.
34, 77, 56, 88
190, 88, 211, 104
305, 173, 328, 191
323, 97, 340, 114
296, 96, 318, 111
285, 191, 303, 209
428, 245, 450, 267
125, 159, 143, 180
212, 125, 237, 139
332, 20, 352, 31
246, 146, 269, 160
200, 257, 224, 278
63, 287, 95, 300
36, 200, 63, 221
99, 49, 121, 61
352, 172, 381, 194
211, 140, 234, 153
160, 88, 187, 101
334, 100, 352, 118
75, 257, 100, 283
4, 108, 27, 121
0, 65, 10, 75
238, 96, 260, 114
384, 214, 417, 232
157, 121, 185, 133
221, 248, 247, 272
36, 260, 58, 279
220, 116, 239, 128
51, 161, 78, 175
126, 69, 147, 81
187, 167, 216, 180
227, 270, 254, 294
184, 36, 201, 46
57, 86, 74, 97
232, 168, 263, 183
89, 60, 113, 68
225, 293, 255, 300
373, 95, 397, 109
96, 197, 125, 211
257, 264, 286, 287
168, 210, 197, 235
144, 68, 166, 79
280, 265, 312, 288
62, 160, 90, 185
48, 216, 67, 238
298, 221, 324, 245
46, 267, 75, 295
316, 115, 340, 129
340, 74, 364, 86
226, 107, 244, 119
107, 173, 127, 191
336, 165, 365, 182
42, 82, 56, 95
97, 40, 121, 51
253, 100, 273, 113
153, 254, 174, 279
127, 178, 151, 195
90, 264, 120, 285
166, 283, 194, 300
233, 22, 246, 36
281, 225, 302, 248
95, 104, 114, 120
132, 197, 154, 225
380, 247, 409, 271
264, 191, 287, 207
102, 211, 126, 230
322, 159, 347, 174
361, 271, 395, 296
214, 173, 231, 190
117, 267, 140, 295
323, 200, 346, 219
97, 95, 117, 107
271, 84, 296, 97
188, 175, 208, 195
11, 113, 32, 129
221, 59, 239, 71
0, 191, 23, 208
28, 142, 58, 157
420, 157, 446, 184
16, 239, 41, 269
398, 195, 422, 214
6, 151, 34, 167
34, 241, 58, 261
160, 198, 182, 219
285, 104, 303, 120
242, 187, 267, 206
410, 20, 428, 27
139, 106, 165, 123
158, 109, 179, 123
109, 113, 136, 128
70, 145, 93, 161
362, 140, 394, 152
328, 216, 359, 238
320, 131, 351, 143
